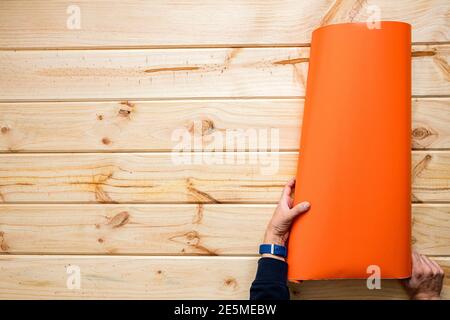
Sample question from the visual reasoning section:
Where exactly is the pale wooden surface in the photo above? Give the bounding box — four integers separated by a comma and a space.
0, 98, 449, 152
0, 151, 448, 203
0, 0, 448, 48
0, 45, 448, 101
0, 204, 448, 255
0, 255, 448, 299
0, 0, 449, 300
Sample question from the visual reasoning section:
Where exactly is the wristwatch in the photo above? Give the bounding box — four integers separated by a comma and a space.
259, 244, 287, 258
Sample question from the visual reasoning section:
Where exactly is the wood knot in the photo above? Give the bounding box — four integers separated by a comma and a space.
1, 127, 10, 134
412, 154, 432, 180
102, 137, 111, 145
107, 211, 130, 228
144, 66, 200, 74
412, 51, 436, 57
201, 119, 215, 135
291, 289, 300, 296
0, 231, 9, 252
193, 204, 204, 224
184, 231, 200, 245
412, 127, 432, 140
118, 109, 131, 117
223, 277, 238, 289
98, 238, 104, 243
186, 119, 216, 136
118, 101, 134, 118
97, 114, 104, 121
170, 229, 217, 255
169, 230, 200, 246
273, 57, 309, 65
186, 177, 220, 203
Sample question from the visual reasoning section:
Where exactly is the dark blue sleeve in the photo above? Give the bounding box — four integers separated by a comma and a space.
249, 257, 290, 300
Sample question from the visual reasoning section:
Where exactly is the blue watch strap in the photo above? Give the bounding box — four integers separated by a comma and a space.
259, 244, 287, 258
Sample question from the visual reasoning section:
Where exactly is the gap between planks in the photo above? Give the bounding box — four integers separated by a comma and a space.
1, 41, 450, 51
0, 95, 449, 103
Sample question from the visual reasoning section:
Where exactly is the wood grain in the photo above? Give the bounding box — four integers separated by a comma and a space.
0, 255, 448, 299
0, 45, 448, 101
0, 152, 295, 204
0, 151, 448, 203
0, 204, 448, 255
1, 0, 449, 301
289, 257, 450, 299
412, 205, 450, 255
0, 98, 449, 152
0, 0, 448, 48
412, 98, 450, 149
412, 151, 450, 203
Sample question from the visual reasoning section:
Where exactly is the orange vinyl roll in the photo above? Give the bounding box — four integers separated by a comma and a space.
287, 22, 412, 280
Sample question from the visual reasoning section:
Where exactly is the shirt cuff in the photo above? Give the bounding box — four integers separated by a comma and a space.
254, 257, 288, 283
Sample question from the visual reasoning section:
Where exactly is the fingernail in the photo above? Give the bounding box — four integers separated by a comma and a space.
300, 201, 310, 210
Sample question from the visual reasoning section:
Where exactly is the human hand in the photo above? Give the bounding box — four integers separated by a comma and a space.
401, 251, 444, 300
262, 178, 310, 260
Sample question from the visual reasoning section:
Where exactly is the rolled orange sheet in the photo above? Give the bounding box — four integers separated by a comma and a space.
287, 22, 412, 280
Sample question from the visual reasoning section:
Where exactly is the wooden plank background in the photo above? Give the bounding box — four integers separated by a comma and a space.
0, 204, 449, 256
0, 0, 449, 299
0, 45, 448, 100
1, 98, 449, 152
0, 256, 448, 299
0, 0, 448, 48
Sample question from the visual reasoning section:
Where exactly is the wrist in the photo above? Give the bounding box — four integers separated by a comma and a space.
261, 253, 286, 262
263, 232, 286, 247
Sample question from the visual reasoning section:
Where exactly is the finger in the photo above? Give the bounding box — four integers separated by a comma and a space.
280, 178, 296, 202
418, 253, 434, 275
417, 253, 428, 266
429, 258, 443, 276
282, 178, 295, 196
287, 197, 294, 208
286, 177, 296, 188
413, 251, 424, 264
411, 251, 421, 268
411, 251, 424, 276
289, 201, 311, 219
432, 260, 444, 275
419, 254, 433, 269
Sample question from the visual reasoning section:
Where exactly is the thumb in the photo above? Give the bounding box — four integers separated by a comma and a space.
289, 201, 311, 219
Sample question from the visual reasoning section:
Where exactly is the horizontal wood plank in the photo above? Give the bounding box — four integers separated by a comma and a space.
0, 255, 448, 299
289, 256, 450, 299
0, 151, 448, 203
0, 98, 449, 152
0, 204, 448, 255
0, 45, 448, 101
0, 0, 448, 48
412, 205, 450, 255
412, 98, 450, 149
